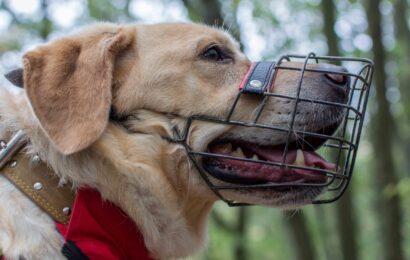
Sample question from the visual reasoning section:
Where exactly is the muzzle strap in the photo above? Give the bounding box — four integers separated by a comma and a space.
239, 61, 276, 95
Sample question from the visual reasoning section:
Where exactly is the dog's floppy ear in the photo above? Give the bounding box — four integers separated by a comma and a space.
4, 68, 24, 88
23, 27, 136, 155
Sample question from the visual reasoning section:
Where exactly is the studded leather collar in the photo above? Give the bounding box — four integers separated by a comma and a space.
0, 131, 75, 225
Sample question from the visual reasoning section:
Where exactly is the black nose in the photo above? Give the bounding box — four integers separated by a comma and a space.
324, 71, 350, 102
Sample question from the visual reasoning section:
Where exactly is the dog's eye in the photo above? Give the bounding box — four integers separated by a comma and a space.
202, 45, 231, 62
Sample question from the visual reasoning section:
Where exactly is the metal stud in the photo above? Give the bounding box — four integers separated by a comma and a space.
9, 160, 17, 168
63, 207, 71, 216
32, 155, 41, 165
249, 79, 262, 88
33, 182, 43, 190
60, 179, 68, 186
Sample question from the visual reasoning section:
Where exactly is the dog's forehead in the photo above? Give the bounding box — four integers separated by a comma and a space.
138, 23, 240, 50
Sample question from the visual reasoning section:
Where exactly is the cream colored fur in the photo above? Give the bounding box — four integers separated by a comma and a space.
0, 22, 344, 259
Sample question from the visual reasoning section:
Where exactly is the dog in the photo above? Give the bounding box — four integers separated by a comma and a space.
0, 22, 348, 259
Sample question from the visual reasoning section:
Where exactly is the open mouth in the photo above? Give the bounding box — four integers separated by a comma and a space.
202, 124, 339, 188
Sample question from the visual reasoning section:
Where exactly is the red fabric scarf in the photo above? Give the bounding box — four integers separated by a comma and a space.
56, 189, 152, 260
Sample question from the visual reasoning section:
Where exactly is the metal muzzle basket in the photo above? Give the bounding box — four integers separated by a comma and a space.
174, 53, 373, 206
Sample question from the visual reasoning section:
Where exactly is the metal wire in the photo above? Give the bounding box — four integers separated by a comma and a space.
173, 53, 374, 206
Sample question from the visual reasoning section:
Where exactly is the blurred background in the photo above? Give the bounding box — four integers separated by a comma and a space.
0, 0, 409, 259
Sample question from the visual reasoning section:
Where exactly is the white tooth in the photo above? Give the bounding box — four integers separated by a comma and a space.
231, 148, 239, 157
251, 154, 259, 160
238, 148, 245, 157
294, 149, 305, 166
232, 147, 245, 158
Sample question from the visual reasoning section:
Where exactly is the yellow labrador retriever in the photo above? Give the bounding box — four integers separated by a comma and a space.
0, 22, 348, 259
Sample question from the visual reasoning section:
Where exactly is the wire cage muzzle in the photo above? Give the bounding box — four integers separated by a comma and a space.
174, 53, 373, 206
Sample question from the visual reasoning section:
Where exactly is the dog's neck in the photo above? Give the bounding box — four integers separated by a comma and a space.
68, 128, 216, 258
182, 196, 215, 237
0, 89, 215, 259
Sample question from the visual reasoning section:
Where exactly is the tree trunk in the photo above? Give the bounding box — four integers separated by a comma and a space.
321, 0, 339, 56
393, 0, 410, 118
181, 0, 241, 44
39, 0, 52, 40
313, 206, 341, 260
283, 211, 316, 260
366, 1, 404, 260
183, 0, 223, 26
234, 208, 248, 260
392, 0, 410, 173
321, 1, 359, 260
335, 192, 358, 260
393, 0, 410, 49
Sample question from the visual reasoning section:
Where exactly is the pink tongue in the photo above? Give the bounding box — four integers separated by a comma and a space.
303, 151, 336, 170
248, 146, 336, 170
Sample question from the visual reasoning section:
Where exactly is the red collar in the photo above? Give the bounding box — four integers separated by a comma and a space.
56, 189, 152, 260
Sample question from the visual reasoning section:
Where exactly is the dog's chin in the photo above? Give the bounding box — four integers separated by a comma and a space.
217, 186, 325, 209
203, 169, 326, 208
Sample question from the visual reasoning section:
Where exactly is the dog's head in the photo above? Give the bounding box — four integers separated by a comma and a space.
19, 23, 349, 209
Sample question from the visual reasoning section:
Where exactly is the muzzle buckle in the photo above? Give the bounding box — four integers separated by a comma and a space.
239, 61, 277, 94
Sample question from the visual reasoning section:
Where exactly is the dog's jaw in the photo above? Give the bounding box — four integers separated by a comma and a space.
92, 113, 220, 257
91, 132, 216, 258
